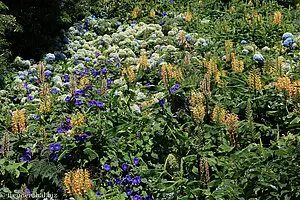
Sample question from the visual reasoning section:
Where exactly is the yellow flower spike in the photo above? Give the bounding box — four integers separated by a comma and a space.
211, 104, 227, 124
190, 92, 206, 122
232, 57, 244, 73
132, 6, 139, 19
275, 77, 292, 95
150, 9, 156, 18
11, 110, 27, 134
248, 72, 263, 91
63, 168, 92, 197
184, 12, 193, 22
138, 55, 150, 70
273, 11, 282, 26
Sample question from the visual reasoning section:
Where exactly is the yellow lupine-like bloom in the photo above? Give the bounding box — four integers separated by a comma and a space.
225, 41, 233, 62
291, 80, 300, 97
71, 113, 86, 127
161, 63, 183, 89
231, 57, 244, 73
184, 12, 193, 22
121, 66, 135, 82
225, 113, 239, 147
138, 55, 150, 70
63, 169, 92, 197
79, 76, 90, 88
150, 9, 155, 18
205, 58, 218, 75
192, 104, 206, 122
11, 110, 27, 134
132, 6, 139, 19
211, 104, 227, 124
275, 77, 292, 93
39, 99, 52, 113
248, 72, 263, 91
190, 92, 206, 122
273, 11, 282, 26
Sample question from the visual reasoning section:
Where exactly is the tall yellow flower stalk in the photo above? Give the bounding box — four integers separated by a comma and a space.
273, 11, 282, 26
190, 92, 206, 122
132, 6, 140, 19
225, 40, 234, 62
248, 72, 263, 91
11, 109, 27, 134
204, 57, 224, 87
231, 56, 244, 73
225, 113, 239, 147
138, 55, 150, 70
150, 9, 155, 18
211, 104, 227, 124
63, 169, 92, 197
121, 66, 135, 83
184, 12, 193, 22
39, 83, 52, 113
161, 63, 183, 89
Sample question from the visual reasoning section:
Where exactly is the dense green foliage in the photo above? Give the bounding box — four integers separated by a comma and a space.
0, 0, 300, 199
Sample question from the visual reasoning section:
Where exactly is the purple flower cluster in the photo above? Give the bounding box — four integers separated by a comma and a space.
57, 118, 73, 134
102, 158, 151, 199
74, 132, 92, 142
20, 149, 31, 162
170, 84, 181, 93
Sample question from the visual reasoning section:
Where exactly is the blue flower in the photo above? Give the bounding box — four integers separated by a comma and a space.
27, 96, 34, 100
133, 157, 140, 165
54, 143, 61, 151
203, 42, 208, 47
65, 96, 71, 102
162, 12, 167, 17
121, 163, 129, 171
44, 70, 52, 76
132, 176, 141, 185
49, 144, 55, 151
84, 57, 91, 62
104, 164, 111, 171
145, 196, 152, 200
126, 188, 133, 196
282, 32, 293, 40
107, 180, 113, 186
283, 37, 294, 47
253, 53, 264, 62
50, 152, 58, 161
115, 177, 121, 185
241, 40, 247, 44
96, 191, 101, 198
45, 53, 55, 61
170, 0, 174, 4
75, 100, 82, 106
133, 194, 142, 200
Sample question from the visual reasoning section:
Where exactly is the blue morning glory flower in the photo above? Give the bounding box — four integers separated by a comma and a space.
54, 143, 61, 151
133, 194, 142, 200
65, 96, 71, 102
44, 70, 52, 76
121, 163, 129, 171
104, 164, 111, 171
49, 144, 55, 151
133, 157, 140, 165
126, 188, 133, 196
96, 191, 101, 198
241, 40, 247, 44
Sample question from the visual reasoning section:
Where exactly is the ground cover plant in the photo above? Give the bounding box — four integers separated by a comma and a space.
0, 0, 300, 199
